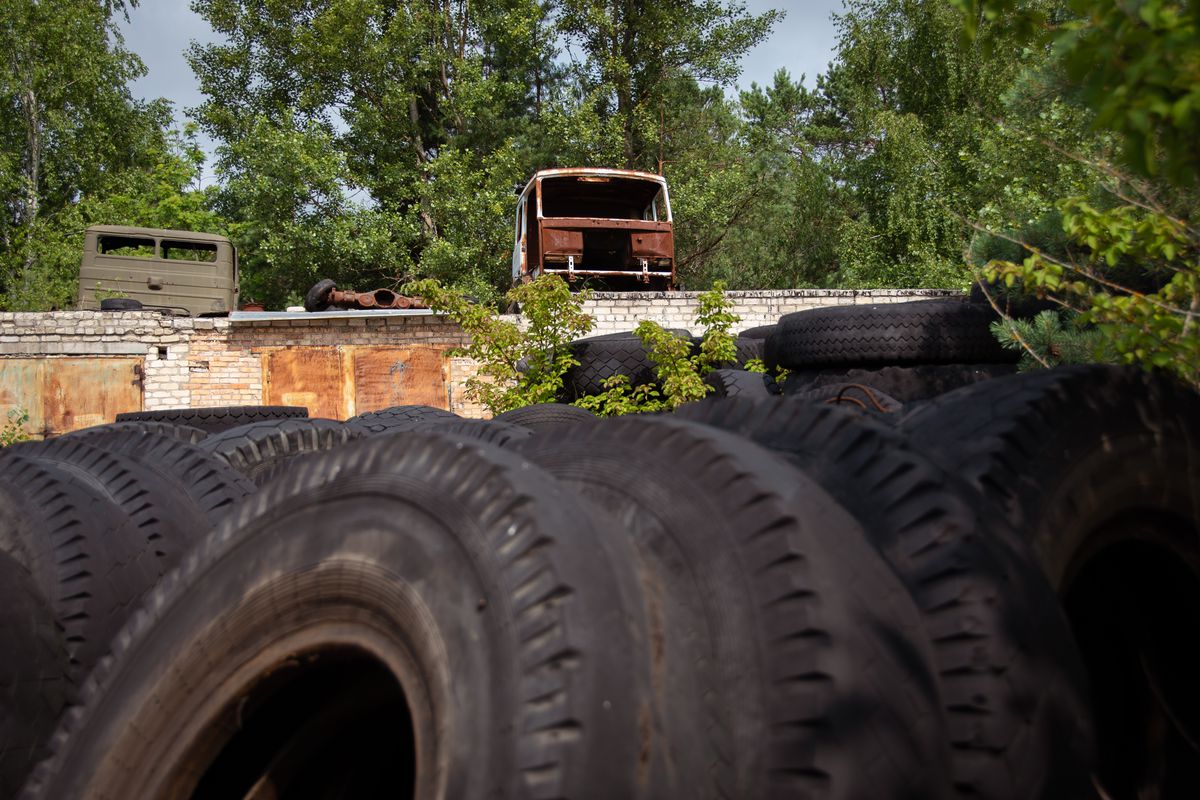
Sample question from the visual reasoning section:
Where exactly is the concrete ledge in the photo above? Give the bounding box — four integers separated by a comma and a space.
229, 309, 444, 325
0, 341, 149, 356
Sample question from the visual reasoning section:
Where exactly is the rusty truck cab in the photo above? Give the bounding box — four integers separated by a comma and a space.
512, 168, 675, 291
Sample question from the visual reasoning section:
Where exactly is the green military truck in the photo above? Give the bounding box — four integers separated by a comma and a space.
77, 225, 238, 316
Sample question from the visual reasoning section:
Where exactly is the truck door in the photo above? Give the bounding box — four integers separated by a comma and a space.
512, 198, 527, 282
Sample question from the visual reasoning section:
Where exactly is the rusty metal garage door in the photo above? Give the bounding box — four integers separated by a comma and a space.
0, 358, 143, 438
263, 346, 449, 420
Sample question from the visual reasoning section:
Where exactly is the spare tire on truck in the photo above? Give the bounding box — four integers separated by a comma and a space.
18, 434, 670, 800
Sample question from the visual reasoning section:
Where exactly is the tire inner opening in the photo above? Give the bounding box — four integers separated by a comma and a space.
1064, 527, 1200, 800
192, 648, 416, 800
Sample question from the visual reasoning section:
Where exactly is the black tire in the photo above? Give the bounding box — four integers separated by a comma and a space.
67, 432, 257, 527
0, 550, 69, 800
347, 404, 459, 434
782, 362, 1016, 403
198, 418, 369, 486
19, 435, 663, 800
515, 417, 954, 799
672, 397, 1095, 799
899, 365, 1200, 584
968, 281, 1059, 319
736, 324, 777, 340
99, 297, 143, 311
773, 300, 1019, 368
702, 368, 779, 398
493, 403, 597, 432
786, 382, 903, 416
562, 330, 690, 400
63, 420, 208, 443
5, 438, 213, 579
0, 457, 154, 684
115, 405, 308, 434
578, 328, 691, 342
691, 335, 763, 368
303, 278, 337, 312
408, 418, 533, 447
899, 365, 1200, 797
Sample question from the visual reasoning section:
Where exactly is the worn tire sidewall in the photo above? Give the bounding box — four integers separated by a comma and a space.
25, 437, 649, 800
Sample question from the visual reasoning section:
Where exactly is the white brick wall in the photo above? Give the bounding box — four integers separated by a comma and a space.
576, 289, 957, 336
0, 290, 960, 421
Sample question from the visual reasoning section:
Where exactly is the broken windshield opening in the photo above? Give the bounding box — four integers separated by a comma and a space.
540, 176, 666, 220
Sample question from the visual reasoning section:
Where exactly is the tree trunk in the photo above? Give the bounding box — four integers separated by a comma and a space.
19, 82, 42, 287
408, 95, 438, 239
618, 0, 636, 168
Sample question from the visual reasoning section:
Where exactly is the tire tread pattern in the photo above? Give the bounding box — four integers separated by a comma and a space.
672, 397, 1095, 799
774, 300, 1018, 368
115, 405, 308, 433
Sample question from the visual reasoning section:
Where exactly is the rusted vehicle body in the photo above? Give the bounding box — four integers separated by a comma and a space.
512, 168, 675, 291
303, 279, 428, 312
78, 225, 238, 316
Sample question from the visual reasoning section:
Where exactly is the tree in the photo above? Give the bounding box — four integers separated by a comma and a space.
678, 69, 844, 289
0, 0, 193, 309
189, 0, 553, 306
953, 0, 1200, 387
815, 0, 1065, 288
554, 0, 779, 169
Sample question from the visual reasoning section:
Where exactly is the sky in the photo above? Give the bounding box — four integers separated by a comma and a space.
118, 1, 845, 178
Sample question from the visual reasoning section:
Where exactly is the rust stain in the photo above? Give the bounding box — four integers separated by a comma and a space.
1, 358, 143, 437
352, 347, 449, 412
637, 702, 653, 788
515, 167, 676, 291
264, 349, 346, 420
261, 346, 451, 419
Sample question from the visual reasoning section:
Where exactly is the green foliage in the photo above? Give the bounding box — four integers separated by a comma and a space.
985, 193, 1200, 386
956, 0, 1200, 387
692, 281, 740, 368
0, 0, 211, 310
689, 70, 844, 289
635, 320, 709, 408
990, 309, 1109, 371
17, 0, 1197, 331
405, 275, 594, 415
954, 0, 1200, 185
413, 277, 744, 418
416, 143, 526, 295
555, 0, 779, 168
190, 0, 555, 305
214, 114, 417, 307
572, 373, 666, 416
0, 407, 30, 447
603, 280, 741, 413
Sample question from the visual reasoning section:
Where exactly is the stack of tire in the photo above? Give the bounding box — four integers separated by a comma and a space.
557, 299, 1024, 412
764, 299, 1022, 405
559, 327, 780, 402
3, 365, 1199, 798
